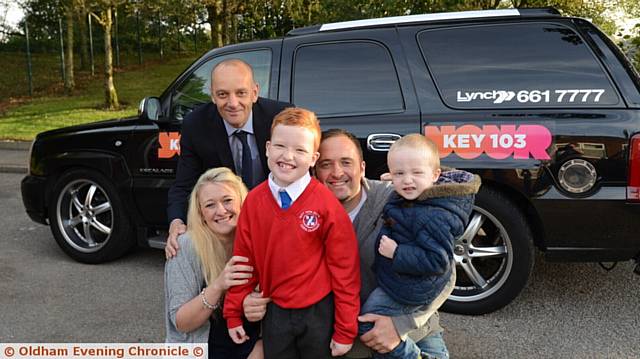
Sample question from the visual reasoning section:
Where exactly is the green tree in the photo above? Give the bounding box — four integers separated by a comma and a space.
204, 0, 225, 48
18, 0, 63, 52
618, 0, 640, 71
89, 0, 121, 109
507, 0, 616, 35
63, 0, 74, 94
76, 0, 89, 70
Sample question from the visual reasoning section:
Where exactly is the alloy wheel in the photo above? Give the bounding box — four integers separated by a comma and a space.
450, 206, 512, 302
55, 179, 113, 253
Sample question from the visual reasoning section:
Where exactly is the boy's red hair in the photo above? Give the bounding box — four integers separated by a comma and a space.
271, 107, 321, 151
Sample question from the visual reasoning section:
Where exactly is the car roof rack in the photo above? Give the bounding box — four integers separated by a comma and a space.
287, 7, 561, 36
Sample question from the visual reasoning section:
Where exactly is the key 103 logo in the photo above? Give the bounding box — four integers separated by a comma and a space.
424, 124, 552, 160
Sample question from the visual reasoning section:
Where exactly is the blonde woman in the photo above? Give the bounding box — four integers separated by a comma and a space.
165, 167, 261, 358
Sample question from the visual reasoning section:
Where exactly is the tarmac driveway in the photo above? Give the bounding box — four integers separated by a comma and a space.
1, 172, 638, 358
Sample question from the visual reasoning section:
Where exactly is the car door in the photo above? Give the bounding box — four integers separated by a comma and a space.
397, 19, 633, 314
129, 42, 281, 227
279, 28, 420, 177
401, 20, 629, 251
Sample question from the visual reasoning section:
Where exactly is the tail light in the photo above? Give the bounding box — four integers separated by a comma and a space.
627, 135, 640, 202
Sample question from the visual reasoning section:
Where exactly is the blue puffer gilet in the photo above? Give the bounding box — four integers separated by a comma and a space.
374, 169, 481, 306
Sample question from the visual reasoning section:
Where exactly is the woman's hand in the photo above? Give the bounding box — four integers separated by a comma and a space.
213, 255, 253, 291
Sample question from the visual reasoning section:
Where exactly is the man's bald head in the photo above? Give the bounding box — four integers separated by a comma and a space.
210, 59, 259, 128
211, 59, 256, 85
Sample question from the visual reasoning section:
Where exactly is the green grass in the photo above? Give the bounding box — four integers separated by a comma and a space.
0, 52, 63, 98
0, 54, 198, 141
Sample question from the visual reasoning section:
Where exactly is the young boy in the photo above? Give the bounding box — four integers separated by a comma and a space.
223, 107, 361, 358
359, 134, 481, 358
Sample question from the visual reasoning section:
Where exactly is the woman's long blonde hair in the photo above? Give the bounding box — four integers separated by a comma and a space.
186, 167, 248, 286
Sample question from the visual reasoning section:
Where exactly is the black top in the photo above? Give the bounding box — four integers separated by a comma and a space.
166, 97, 291, 223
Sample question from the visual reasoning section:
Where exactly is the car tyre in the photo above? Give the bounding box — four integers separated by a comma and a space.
441, 186, 534, 315
48, 168, 135, 263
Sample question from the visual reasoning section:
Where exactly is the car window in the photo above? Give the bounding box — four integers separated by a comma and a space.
418, 22, 620, 109
292, 41, 404, 117
171, 50, 272, 121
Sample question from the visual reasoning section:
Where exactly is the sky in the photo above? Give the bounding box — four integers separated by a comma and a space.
1, 2, 24, 29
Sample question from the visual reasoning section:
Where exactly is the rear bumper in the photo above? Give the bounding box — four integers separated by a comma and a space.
21, 175, 48, 225
535, 186, 640, 261
544, 248, 639, 262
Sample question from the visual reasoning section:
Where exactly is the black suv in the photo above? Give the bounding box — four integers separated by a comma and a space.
21, 8, 640, 315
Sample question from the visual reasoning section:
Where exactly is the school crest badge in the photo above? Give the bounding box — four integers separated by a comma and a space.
299, 210, 321, 232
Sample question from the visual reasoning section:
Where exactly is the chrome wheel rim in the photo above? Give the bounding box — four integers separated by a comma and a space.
450, 206, 512, 302
56, 179, 113, 253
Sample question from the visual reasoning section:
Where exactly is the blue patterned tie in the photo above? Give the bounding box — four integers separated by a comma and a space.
279, 190, 292, 210
233, 130, 254, 188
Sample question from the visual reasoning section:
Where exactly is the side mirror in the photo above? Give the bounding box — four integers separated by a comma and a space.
138, 97, 162, 121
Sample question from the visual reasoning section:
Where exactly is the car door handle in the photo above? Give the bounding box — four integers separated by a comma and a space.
367, 133, 401, 151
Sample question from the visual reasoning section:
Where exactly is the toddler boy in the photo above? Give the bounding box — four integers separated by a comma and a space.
360, 134, 480, 358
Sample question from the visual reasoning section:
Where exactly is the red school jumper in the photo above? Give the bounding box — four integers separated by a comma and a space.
223, 178, 361, 344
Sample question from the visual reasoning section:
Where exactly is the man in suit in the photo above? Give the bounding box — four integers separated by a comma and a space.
165, 59, 291, 257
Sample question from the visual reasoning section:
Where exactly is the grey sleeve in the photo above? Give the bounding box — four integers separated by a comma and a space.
391, 309, 442, 340
391, 311, 423, 338
165, 235, 202, 330
391, 269, 456, 339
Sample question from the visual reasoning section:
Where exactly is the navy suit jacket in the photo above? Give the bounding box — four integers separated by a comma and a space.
167, 97, 291, 223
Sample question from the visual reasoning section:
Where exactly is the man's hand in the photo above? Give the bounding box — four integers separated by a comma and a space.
329, 339, 352, 357
358, 313, 401, 354
228, 325, 250, 344
165, 219, 186, 259
378, 235, 398, 259
243, 291, 271, 322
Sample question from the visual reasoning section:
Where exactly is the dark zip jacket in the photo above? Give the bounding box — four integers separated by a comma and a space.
374, 170, 481, 305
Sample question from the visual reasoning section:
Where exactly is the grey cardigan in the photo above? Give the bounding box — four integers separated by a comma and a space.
164, 233, 209, 343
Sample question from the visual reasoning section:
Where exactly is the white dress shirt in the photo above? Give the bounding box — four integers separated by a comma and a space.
268, 172, 312, 208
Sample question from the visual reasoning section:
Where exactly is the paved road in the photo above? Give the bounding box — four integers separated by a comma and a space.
1, 172, 164, 342
1, 172, 639, 357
